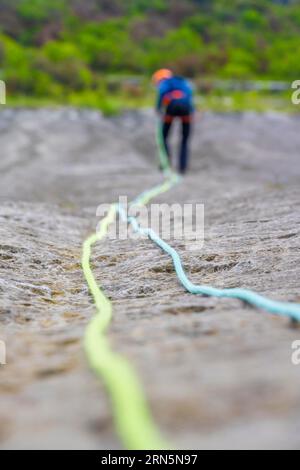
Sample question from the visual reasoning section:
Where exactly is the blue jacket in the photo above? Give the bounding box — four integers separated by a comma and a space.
157, 76, 194, 113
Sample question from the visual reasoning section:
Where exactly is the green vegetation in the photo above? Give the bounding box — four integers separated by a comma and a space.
0, 0, 300, 112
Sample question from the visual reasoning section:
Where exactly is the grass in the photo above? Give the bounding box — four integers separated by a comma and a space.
5, 91, 153, 116
199, 90, 300, 114
4, 89, 300, 116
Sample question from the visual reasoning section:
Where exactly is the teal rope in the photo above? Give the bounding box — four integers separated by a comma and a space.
83, 117, 299, 449
120, 120, 300, 322
118, 205, 300, 323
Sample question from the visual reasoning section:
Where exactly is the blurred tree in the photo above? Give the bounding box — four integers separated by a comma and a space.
0, 0, 300, 98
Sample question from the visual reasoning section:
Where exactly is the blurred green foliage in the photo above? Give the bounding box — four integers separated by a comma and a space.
0, 0, 299, 111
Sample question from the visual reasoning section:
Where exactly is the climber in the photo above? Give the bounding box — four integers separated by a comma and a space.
152, 69, 194, 174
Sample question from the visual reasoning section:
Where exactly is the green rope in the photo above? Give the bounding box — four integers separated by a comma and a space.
83, 204, 169, 450
82, 117, 300, 450
82, 126, 179, 448
155, 120, 170, 172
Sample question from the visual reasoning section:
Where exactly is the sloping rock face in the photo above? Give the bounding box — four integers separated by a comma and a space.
0, 108, 300, 449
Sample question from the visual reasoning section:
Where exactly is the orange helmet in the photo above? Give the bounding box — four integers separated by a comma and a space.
152, 68, 173, 85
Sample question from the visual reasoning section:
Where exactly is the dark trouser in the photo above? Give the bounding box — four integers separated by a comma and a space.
162, 100, 192, 174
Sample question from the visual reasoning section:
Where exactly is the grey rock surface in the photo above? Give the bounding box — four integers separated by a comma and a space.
0, 108, 300, 449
